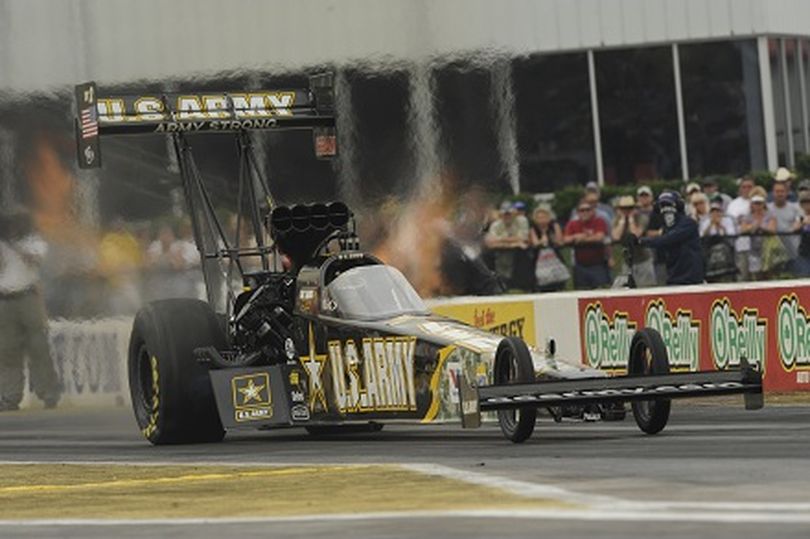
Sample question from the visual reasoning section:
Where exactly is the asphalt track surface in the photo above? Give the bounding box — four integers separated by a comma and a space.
0, 403, 808, 538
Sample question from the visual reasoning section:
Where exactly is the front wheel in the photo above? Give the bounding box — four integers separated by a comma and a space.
628, 328, 671, 434
494, 337, 537, 443
128, 299, 226, 445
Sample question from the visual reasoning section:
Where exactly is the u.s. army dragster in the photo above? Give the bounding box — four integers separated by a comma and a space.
74, 75, 763, 445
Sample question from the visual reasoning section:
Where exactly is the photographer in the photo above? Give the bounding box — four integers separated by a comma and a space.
637, 192, 704, 285
0, 208, 61, 411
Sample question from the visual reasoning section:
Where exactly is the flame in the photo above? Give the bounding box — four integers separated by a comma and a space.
371, 175, 490, 297
26, 136, 78, 240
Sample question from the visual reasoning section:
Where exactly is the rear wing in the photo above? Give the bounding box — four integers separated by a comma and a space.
74, 73, 336, 168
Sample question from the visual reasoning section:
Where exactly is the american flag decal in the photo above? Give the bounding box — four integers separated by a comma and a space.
80, 106, 98, 139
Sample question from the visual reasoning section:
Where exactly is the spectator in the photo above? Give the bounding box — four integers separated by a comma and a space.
772, 166, 798, 202
639, 192, 704, 285
145, 223, 202, 300
683, 182, 701, 216
794, 191, 810, 276
689, 192, 710, 228
564, 202, 611, 289
634, 185, 660, 286
701, 200, 737, 237
484, 202, 531, 289
739, 194, 777, 280
611, 195, 655, 287
701, 200, 738, 282
0, 207, 61, 411
797, 179, 810, 199
529, 206, 568, 292
636, 185, 655, 213
570, 182, 613, 225
726, 176, 756, 281
702, 177, 732, 210
529, 205, 563, 249
98, 217, 143, 315
769, 177, 803, 261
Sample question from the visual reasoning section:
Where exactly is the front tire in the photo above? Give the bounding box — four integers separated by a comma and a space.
494, 337, 537, 443
628, 328, 671, 435
128, 299, 226, 445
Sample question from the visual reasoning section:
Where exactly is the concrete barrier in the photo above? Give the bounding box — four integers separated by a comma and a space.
21, 280, 809, 408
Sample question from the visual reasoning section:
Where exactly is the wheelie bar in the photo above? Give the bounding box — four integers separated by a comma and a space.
459, 358, 763, 429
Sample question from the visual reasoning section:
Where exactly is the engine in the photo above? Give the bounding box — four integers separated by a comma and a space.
228, 272, 297, 366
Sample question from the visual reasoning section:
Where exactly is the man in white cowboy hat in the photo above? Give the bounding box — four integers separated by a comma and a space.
772, 166, 798, 203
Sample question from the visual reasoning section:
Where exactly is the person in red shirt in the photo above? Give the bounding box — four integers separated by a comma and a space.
563, 202, 611, 289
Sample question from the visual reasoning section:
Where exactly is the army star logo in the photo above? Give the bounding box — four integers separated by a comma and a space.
300, 324, 328, 411
238, 378, 266, 405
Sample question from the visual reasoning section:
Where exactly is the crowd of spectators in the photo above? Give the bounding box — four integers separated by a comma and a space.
482, 167, 810, 292
44, 218, 205, 318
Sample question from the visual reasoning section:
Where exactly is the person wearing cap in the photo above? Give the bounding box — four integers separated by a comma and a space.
611, 195, 655, 287
570, 182, 614, 225
0, 208, 61, 411
726, 175, 756, 281
683, 182, 702, 218
739, 192, 777, 280
701, 200, 737, 237
637, 191, 704, 285
700, 200, 738, 282
484, 201, 531, 289
636, 186, 654, 212
564, 201, 611, 289
768, 179, 802, 262
793, 191, 810, 276
702, 177, 732, 210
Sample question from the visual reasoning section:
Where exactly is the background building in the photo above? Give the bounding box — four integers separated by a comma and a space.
1, 0, 809, 220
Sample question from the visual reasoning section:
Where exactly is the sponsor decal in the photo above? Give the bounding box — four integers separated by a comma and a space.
430, 301, 536, 347
777, 294, 810, 372
97, 92, 297, 128
710, 299, 767, 371
142, 355, 160, 438
327, 336, 417, 413
582, 302, 636, 371
645, 300, 700, 371
299, 324, 328, 412
290, 390, 305, 403
418, 321, 503, 353
291, 404, 310, 421
231, 373, 273, 423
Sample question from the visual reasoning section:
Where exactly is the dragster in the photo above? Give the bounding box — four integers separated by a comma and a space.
74, 74, 763, 445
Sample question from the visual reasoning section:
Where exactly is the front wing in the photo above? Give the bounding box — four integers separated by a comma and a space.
459, 359, 763, 428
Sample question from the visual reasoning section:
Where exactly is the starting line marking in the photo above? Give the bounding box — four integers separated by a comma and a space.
0, 465, 369, 495
0, 461, 808, 525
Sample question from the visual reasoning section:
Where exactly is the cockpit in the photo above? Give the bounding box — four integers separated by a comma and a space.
325, 265, 429, 321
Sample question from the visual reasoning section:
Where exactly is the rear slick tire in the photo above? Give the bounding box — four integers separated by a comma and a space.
128, 299, 226, 445
494, 337, 537, 443
628, 328, 671, 435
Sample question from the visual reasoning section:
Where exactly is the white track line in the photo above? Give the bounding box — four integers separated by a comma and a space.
1, 508, 810, 527
401, 463, 620, 506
